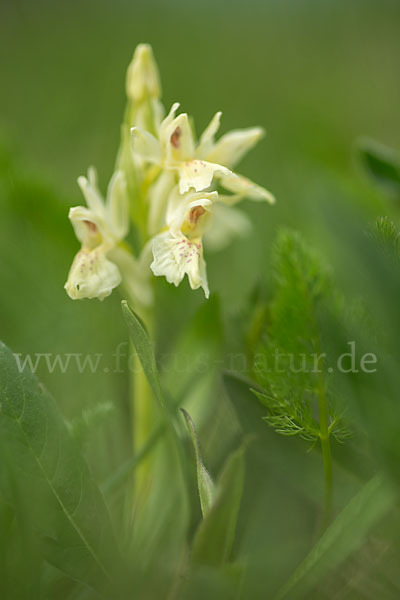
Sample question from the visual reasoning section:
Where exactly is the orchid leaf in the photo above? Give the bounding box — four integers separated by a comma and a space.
0, 341, 124, 595
191, 442, 246, 567
181, 408, 215, 517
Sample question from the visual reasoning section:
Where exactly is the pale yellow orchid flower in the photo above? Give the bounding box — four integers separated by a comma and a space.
65, 168, 129, 300
150, 187, 219, 298
131, 103, 275, 204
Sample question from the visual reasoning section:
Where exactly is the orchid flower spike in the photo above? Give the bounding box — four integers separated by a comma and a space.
65, 43, 276, 303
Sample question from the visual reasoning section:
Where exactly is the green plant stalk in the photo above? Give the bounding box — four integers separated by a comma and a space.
119, 271, 156, 499
317, 378, 333, 530
132, 338, 153, 449
308, 292, 333, 530
120, 147, 159, 495
129, 305, 156, 499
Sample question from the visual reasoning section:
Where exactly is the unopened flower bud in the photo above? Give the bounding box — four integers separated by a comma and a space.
126, 43, 161, 103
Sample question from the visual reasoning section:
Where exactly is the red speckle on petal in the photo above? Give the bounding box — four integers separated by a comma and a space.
84, 220, 97, 233
189, 205, 206, 224
170, 126, 182, 149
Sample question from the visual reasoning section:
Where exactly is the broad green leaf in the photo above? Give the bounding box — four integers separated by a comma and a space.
191, 443, 246, 566
67, 401, 115, 447
181, 408, 215, 517
121, 300, 164, 408
358, 138, 400, 195
0, 481, 41, 599
274, 475, 396, 600
0, 342, 123, 595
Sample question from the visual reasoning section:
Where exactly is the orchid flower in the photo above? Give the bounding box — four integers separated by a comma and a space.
65, 168, 129, 300
150, 187, 218, 298
131, 103, 275, 203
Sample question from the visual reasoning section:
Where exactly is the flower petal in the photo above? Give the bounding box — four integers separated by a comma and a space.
151, 232, 209, 298
159, 102, 180, 148
152, 97, 165, 131
78, 168, 104, 214
147, 170, 176, 235
106, 170, 129, 239
165, 113, 196, 163
205, 203, 252, 252
206, 127, 264, 169
64, 247, 121, 301
131, 127, 162, 165
196, 111, 222, 159
218, 172, 275, 204
178, 159, 232, 194
68, 206, 109, 248
166, 186, 216, 233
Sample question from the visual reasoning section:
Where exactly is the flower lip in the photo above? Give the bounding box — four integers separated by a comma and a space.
64, 247, 121, 301
150, 231, 209, 298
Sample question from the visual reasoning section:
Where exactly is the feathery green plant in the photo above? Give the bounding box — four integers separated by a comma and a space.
252, 230, 351, 527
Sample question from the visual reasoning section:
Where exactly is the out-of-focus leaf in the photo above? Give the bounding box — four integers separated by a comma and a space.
181, 408, 215, 517
161, 295, 223, 403
0, 481, 42, 600
121, 300, 164, 408
191, 442, 246, 566
358, 138, 400, 196
67, 401, 115, 447
274, 475, 396, 600
223, 371, 266, 437
0, 341, 123, 595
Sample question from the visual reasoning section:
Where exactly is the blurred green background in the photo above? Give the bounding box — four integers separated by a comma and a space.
1, 1, 400, 596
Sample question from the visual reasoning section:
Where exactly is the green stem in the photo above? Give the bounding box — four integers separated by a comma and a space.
129, 306, 156, 498
317, 378, 333, 530
132, 340, 153, 449
119, 268, 156, 501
